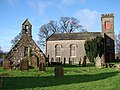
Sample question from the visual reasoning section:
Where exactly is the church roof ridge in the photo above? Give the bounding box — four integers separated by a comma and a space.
47, 32, 101, 41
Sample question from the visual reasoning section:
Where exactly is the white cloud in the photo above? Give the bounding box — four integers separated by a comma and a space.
75, 9, 100, 31
28, 1, 51, 16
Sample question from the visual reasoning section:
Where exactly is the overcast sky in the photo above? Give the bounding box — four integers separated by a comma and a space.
0, 0, 120, 52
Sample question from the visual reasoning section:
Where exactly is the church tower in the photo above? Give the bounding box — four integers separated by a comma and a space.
101, 13, 114, 40
101, 13, 115, 62
22, 18, 32, 37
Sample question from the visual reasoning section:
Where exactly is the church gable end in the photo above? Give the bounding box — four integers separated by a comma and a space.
6, 19, 45, 67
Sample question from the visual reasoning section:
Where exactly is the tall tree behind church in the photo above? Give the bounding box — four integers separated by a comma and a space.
60, 17, 83, 33
38, 17, 86, 51
11, 32, 21, 47
38, 20, 60, 51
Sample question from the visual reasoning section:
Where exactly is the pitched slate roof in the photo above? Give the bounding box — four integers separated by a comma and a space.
47, 32, 101, 41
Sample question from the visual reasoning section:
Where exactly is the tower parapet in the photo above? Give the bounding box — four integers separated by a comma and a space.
101, 13, 114, 18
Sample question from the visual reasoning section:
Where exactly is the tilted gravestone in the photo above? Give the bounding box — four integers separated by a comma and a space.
82, 56, 87, 67
3, 60, 10, 70
54, 66, 64, 78
20, 58, 29, 70
39, 56, 46, 71
95, 55, 102, 68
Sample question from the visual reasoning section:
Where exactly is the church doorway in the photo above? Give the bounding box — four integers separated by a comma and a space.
105, 54, 110, 63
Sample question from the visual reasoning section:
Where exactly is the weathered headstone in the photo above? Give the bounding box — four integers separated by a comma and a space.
54, 66, 64, 78
39, 62, 46, 71
95, 55, 102, 68
3, 60, 10, 70
20, 58, 29, 70
79, 58, 81, 67
63, 57, 66, 66
31, 56, 37, 67
82, 56, 87, 67
39, 56, 46, 71
69, 58, 72, 65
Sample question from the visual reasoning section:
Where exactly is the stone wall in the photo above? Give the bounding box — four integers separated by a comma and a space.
46, 40, 90, 64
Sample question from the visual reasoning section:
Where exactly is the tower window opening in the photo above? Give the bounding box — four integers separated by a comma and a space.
105, 21, 110, 29
25, 25, 28, 33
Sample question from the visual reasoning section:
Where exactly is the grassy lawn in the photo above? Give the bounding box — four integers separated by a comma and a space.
1, 64, 120, 90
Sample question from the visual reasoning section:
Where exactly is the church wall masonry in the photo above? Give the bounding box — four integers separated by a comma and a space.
47, 40, 87, 64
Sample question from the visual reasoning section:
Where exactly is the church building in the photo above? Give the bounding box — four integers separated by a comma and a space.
46, 14, 115, 64
6, 19, 45, 67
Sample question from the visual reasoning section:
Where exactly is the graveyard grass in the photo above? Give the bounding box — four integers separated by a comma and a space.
1, 64, 120, 90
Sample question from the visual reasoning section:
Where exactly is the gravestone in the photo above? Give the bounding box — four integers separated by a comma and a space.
39, 62, 46, 71
31, 56, 37, 67
95, 55, 102, 68
82, 56, 87, 67
20, 58, 29, 70
54, 66, 64, 78
3, 60, 10, 70
63, 57, 66, 66
69, 58, 72, 65
39, 56, 46, 71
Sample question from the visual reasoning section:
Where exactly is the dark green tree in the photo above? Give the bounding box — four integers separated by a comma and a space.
84, 36, 104, 63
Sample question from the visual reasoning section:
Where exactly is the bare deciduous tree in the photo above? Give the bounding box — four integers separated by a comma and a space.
11, 32, 21, 47
60, 17, 83, 33
38, 20, 59, 50
0, 46, 3, 58
38, 17, 86, 51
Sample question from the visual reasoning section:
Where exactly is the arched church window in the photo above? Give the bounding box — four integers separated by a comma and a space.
55, 45, 61, 57
70, 45, 76, 57
55, 44, 62, 62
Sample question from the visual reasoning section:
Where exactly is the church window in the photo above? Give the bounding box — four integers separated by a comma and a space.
24, 47, 28, 56
105, 21, 110, 29
55, 45, 62, 62
70, 45, 76, 57
25, 25, 28, 33
55, 45, 61, 57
